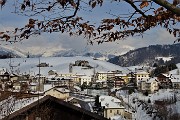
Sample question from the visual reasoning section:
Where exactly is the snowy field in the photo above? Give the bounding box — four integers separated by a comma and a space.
0, 57, 129, 76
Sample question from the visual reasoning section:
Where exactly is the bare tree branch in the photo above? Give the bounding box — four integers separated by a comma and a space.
124, 0, 148, 18
152, 0, 180, 16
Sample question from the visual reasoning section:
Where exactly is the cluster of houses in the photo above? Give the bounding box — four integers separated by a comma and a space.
1, 60, 180, 120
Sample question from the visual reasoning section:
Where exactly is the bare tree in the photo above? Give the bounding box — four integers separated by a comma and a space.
0, 0, 179, 44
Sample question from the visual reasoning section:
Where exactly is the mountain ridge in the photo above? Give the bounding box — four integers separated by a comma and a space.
0, 46, 116, 60
108, 43, 180, 67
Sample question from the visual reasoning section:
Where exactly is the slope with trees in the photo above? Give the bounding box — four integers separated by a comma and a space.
108, 43, 180, 67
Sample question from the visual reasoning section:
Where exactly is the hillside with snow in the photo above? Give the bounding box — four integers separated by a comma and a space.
0, 46, 26, 58
0, 57, 129, 76
0, 46, 116, 60
109, 43, 180, 67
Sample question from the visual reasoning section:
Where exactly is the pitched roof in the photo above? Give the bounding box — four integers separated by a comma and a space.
170, 75, 180, 83
3, 95, 108, 120
99, 95, 124, 109
44, 86, 70, 93
146, 77, 158, 83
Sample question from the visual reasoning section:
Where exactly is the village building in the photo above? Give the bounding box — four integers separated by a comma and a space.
96, 80, 107, 88
70, 75, 80, 84
0, 68, 6, 75
115, 73, 129, 84
80, 76, 92, 85
0, 71, 11, 82
170, 74, 180, 89
138, 77, 159, 93
96, 72, 108, 81
37, 62, 49, 67
44, 87, 70, 100
157, 73, 172, 89
146, 77, 159, 93
58, 73, 76, 77
99, 95, 125, 119
13, 82, 21, 91
68, 96, 94, 112
114, 77, 125, 88
96, 70, 123, 82
135, 71, 150, 86
75, 60, 90, 67
10, 74, 19, 82
48, 70, 57, 75
28, 82, 38, 92
107, 71, 122, 81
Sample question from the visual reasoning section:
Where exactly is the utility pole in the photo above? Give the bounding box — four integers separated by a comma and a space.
38, 57, 41, 92
37, 57, 41, 117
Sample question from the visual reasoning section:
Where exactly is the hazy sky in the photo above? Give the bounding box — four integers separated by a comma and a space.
0, 0, 177, 56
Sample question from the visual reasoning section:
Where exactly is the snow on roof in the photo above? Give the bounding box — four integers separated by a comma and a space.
171, 78, 180, 83
29, 82, 38, 86
146, 77, 158, 83
70, 94, 95, 102
115, 74, 127, 77
55, 88, 70, 93
80, 76, 92, 78
170, 74, 180, 78
44, 86, 70, 93
138, 78, 148, 82
74, 86, 81, 91
74, 103, 81, 108
162, 73, 171, 78
57, 76, 72, 79
47, 75, 56, 78
75, 73, 86, 76
135, 71, 149, 74
170, 75, 180, 82
97, 71, 108, 74
99, 95, 124, 109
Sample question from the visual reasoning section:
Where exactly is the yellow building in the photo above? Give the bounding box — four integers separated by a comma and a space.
99, 95, 125, 119
146, 78, 159, 93
44, 87, 70, 100
96, 72, 108, 81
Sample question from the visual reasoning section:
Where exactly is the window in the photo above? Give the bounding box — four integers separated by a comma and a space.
110, 110, 112, 113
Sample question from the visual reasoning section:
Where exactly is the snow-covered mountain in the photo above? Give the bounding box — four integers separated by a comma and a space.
0, 46, 26, 58
0, 47, 115, 60
44, 49, 116, 60
0, 56, 129, 76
